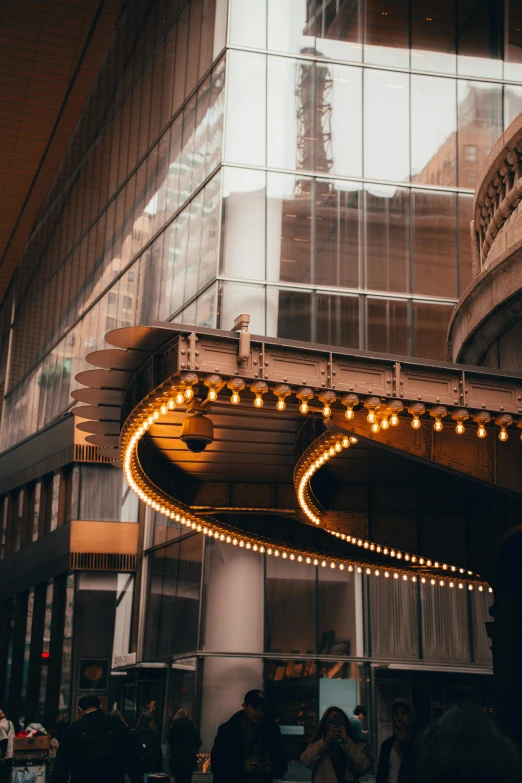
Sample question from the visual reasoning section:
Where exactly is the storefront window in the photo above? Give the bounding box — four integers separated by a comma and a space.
31, 482, 41, 542
266, 556, 316, 654
38, 579, 54, 714
59, 576, 75, 719
20, 588, 34, 717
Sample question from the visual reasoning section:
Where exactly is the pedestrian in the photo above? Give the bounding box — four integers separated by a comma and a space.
210, 689, 287, 783
376, 698, 417, 783
167, 708, 202, 783
145, 700, 157, 716
350, 706, 367, 742
51, 692, 142, 783
301, 706, 373, 782
51, 713, 69, 743
130, 711, 163, 783
416, 702, 522, 783
110, 709, 128, 727
0, 708, 14, 783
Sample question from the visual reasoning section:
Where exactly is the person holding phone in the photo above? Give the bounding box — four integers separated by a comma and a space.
301, 706, 373, 782
376, 699, 417, 783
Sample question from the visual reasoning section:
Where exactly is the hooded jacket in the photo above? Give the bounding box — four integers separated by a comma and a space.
376, 699, 418, 783
51, 709, 142, 783
210, 710, 287, 783
167, 717, 202, 769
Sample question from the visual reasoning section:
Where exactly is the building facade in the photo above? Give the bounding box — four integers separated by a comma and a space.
2, 0, 522, 773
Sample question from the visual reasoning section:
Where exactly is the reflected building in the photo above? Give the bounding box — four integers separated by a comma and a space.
1, 0, 522, 773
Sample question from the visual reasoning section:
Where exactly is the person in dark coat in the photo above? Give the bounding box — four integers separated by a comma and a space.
376, 698, 417, 783
51, 693, 142, 783
210, 689, 287, 783
130, 710, 163, 782
167, 709, 202, 783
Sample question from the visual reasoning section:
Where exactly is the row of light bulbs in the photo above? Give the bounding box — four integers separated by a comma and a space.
294, 431, 483, 584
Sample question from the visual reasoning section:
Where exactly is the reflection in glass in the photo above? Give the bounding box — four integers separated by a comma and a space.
20, 589, 34, 715
31, 482, 41, 542
220, 282, 266, 335
411, 75, 456, 186
266, 556, 316, 654
324, 64, 362, 178
222, 168, 266, 281
365, 186, 410, 294
225, 50, 266, 166
50, 473, 61, 532
268, 288, 312, 342
364, 0, 409, 68
458, 194, 474, 294
412, 190, 457, 298
267, 56, 301, 171
315, 0, 361, 63
316, 295, 359, 349
457, 81, 502, 187
59, 575, 75, 718
318, 567, 357, 656
504, 84, 522, 130
413, 302, 454, 360
367, 299, 409, 355
267, 173, 313, 284
153, 509, 183, 547
364, 69, 409, 182
411, 0, 456, 74
316, 182, 360, 288
268, 0, 314, 55
39, 579, 54, 715
457, 0, 503, 79
229, 0, 267, 49
505, 0, 522, 81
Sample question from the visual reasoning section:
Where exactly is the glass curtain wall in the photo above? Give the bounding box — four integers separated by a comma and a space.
217, 0, 522, 358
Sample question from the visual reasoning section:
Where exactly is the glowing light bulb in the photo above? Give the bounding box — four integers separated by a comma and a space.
147, 416, 153, 426
153, 410, 159, 420
411, 416, 421, 430
350, 436, 358, 444
329, 446, 335, 456
208, 388, 218, 402
184, 387, 194, 401
160, 404, 167, 415
380, 416, 390, 430
433, 418, 443, 432
322, 404, 331, 418
167, 399, 175, 410
371, 422, 380, 434
254, 394, 263, 408
345, 407, 354, 420
342, 437, 350, 448
499, 427, 508, 442
231, 391, 240, 405
175, 390, 184, 405
299, 400, 309, 414
276, 398, 286, 411
335, 441, 342, 452
390, 412, 399, 427
477, 423, 487, 438
455, 421, 465, 435
367, 411, 376, 424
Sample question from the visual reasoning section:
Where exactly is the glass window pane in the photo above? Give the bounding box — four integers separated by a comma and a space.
316, 182, 360, 288
365, 185, 410, 294
267, 173, 312, 284
504, 84, 522, 130
505, 0, 522, 81
412, 190, 457, 298
457, 0, 503, 79
220, 281, 266, 335
367, 298, 409, 355
32, 482, 41, 542
369, 576, 419, 659
267, 56, 301, 171
457, 81, 502, 188
267, 288, 312, 342
266, 556, 316, 654
222, 168, 266, 281
316, 294, 359, 349
268, 0, 314, 55
413, 302, 454, 360
59, 575, 75, 719
229, 0, 266, 49
158, 535, 202, 658
364, 69, 409, 182
411, 0, 456, 74
411, 76, 456, 186
318, 568, 357, 656
364, 0, 409, 68
20, 588, 34, 715
39, 580, 54, 714
458, 194, 474, 295
315, 0, 362, 63
327, 64, 362, 178
225, 50, 266, 166
50, 473, 61, 532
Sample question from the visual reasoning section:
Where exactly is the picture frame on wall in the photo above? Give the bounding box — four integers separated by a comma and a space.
77, 658, 109, 691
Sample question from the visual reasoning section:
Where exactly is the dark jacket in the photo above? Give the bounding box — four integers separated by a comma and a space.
210, 710, 287, 783
167, 717, 202, 770
130, 727, 163, 774
376, 734, 417, 783
51, 709, 142, 783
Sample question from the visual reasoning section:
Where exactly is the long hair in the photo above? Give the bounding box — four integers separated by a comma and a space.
309, 706, 353, 745
174, 708, 191, 721
137, 711, 156, 732
416, 703, 522, 783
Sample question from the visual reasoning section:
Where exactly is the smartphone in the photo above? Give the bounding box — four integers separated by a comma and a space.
332, 714, 344, 728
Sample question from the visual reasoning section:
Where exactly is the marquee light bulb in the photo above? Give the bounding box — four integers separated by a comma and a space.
153, 410, 159, 420
276, 398, 286, 412
499, 427, 508, 442
231, 391, 240, 405
455, 421, 465, 435
390, 412, 399, 426
322, 404, 331, 418
175, 390, 185, 405
335, 441, 342, 453
350, 436, 358, 444
345, 406, 354, 420
167, 399, 175, 410
300, 400, 309, 414
433, 418, 443, 432
370, 421, 380, 434
254, 393, 264, 408
380, 415, 390, 430
411, 415, 421, 430
367, 411, 376, 424
160, 404, 167, 415
342, 437, 350, 448
477, 423, 487, 438
208, 388, 218, 402
184, 387, 194, 401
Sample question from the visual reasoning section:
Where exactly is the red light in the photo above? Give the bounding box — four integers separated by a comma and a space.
41, 652, 50, 659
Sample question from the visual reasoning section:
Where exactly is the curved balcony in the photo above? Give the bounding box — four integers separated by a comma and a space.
449, 113, 522, 366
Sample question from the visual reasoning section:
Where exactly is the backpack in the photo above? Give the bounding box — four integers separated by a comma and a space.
78, 728, 113, 761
